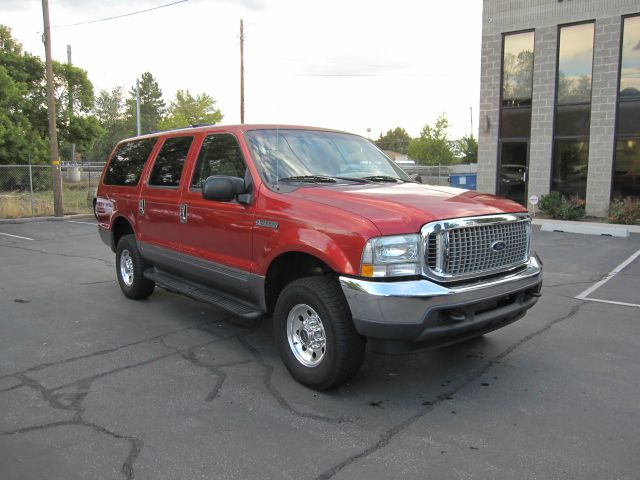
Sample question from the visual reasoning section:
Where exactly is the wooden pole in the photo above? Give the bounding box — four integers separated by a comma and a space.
42, 0, 64, 217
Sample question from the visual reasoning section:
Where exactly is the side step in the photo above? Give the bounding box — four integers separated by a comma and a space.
144, 268, 265, 320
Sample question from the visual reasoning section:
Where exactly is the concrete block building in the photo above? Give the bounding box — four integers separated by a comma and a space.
478, 0, 640, 216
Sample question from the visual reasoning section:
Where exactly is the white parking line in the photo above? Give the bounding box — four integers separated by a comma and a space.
576, 248, 640, 308
67, 220, 97, 226
0, 232, 34, 241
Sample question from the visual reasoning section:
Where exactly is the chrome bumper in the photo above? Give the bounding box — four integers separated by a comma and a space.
339, 255, 542, 344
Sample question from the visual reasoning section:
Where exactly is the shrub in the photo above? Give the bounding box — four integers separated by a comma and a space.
539, 191, 586, 220
609, 197, 640, 225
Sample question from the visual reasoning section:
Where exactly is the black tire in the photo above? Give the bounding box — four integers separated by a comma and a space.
274, 276, 365, 390
92, 199, 98, 219
115, 234, 155, 299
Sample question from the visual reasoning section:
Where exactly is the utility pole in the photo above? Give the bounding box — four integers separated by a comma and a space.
42, 0, 63, 217
136, 78, 141, 136
67, 44, 76, 164
240, 19, 245, 124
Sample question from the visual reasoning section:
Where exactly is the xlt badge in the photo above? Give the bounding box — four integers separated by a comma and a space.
256, 219, 279, 229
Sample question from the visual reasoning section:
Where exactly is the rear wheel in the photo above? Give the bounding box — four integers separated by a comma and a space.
274, 276, 365, 390
116, 234, 155, 299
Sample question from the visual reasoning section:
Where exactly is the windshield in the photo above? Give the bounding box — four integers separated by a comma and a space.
244, 129, 411, 185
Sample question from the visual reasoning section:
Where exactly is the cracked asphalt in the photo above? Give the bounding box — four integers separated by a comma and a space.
1, 220, 639, 479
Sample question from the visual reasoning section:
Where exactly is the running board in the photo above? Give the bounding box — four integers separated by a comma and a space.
144, 268, 265, 320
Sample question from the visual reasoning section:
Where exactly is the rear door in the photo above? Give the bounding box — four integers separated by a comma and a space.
137, 135, 195, 269
178, 132, 255, 297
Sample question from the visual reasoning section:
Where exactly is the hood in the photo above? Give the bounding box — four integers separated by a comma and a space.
290, 183, 527, 235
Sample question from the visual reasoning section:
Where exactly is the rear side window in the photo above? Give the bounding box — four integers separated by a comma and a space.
148, 136, 194, 188
103, 138, 156, 186
191, 134, 246, 189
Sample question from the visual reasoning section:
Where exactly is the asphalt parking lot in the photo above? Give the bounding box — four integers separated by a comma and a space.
1, 220, 639, 480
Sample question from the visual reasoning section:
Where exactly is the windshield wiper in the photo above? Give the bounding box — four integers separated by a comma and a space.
278, 175, 337, 184
359, 175, 404, 183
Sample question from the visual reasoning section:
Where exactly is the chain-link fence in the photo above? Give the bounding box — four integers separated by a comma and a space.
0, 161, 105, 219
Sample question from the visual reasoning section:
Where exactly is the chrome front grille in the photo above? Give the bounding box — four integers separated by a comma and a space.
422, 214, 531, 282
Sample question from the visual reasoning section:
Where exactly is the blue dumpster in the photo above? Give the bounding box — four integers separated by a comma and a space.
448, 173, 477, 190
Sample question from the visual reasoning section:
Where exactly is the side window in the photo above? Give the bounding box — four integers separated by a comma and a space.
103, 138, 156, 186
148, 136, 193, 188
191, 134, 246, 189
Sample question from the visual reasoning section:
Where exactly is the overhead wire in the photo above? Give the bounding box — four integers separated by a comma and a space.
52, 0, 190, 28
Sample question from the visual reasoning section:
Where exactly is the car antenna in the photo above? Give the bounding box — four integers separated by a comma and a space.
276, 127, 280, 191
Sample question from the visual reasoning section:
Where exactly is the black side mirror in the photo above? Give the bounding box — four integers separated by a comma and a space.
202, 176, 246, 202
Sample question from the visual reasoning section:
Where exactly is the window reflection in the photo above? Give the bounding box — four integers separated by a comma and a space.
502, 32, 535, 106
551, 140, 589, 198
557, 23, 595, 104
613, 138, 640, 198
620, 16, 640, 98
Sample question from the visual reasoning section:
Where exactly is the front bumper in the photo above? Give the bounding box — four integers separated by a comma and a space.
339, 255, 542, 352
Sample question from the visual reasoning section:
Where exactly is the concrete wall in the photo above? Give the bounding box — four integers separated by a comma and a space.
479, 0, 640, 216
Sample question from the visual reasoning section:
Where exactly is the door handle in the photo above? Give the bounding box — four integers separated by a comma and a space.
179, 204, 187, 224
139, 198, 145, 215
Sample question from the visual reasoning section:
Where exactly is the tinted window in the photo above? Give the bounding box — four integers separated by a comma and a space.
500, 107, 532, 138
557, 23, 594, 104
148, 136, 193, 188
502, 31, 534, 106
620, 16, 640, 99
103, 138, 156, 186
191, 134, 246, 189
613, 138, 640, 198
555, 104, 591, 137
551, 140, 589, 198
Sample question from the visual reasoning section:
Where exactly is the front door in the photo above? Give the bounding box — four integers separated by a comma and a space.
499, 141, 528, 206
178, 132, 255, 300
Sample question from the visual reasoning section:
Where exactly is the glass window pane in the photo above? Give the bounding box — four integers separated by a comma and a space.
551, 140, 589, 199
191, 134, 246, 189
500, 107, 532, 138
502, 32, 535, 106
103, 138, 156, 186
620, 16, 640, 99
617, 100, 640, 137
555, 104, 591, 137
613, 138, 640, 198
148, 136, 193, 188
557, 23, 594, 104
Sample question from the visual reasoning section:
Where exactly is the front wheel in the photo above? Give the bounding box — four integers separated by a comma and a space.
274, 276, 365, 390
116, 234, 155, 299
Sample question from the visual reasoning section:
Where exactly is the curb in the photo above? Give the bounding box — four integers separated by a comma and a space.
532, 218, 640, 237
0, 214, 94, 225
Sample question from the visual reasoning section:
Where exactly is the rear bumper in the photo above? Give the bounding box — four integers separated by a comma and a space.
339, 255, 542, 352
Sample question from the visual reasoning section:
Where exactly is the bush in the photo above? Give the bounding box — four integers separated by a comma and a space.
609, 197, 640, 225
539, 191, 586, 220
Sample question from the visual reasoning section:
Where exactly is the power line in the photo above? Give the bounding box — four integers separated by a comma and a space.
52, 0, 190, 28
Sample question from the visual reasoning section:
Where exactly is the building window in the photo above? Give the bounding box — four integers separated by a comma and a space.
613, 15, 640, 199
551, 22, 595, 199
498, 31, 534, 205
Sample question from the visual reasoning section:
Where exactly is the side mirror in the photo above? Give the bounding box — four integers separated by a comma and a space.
202, 176, 246, 202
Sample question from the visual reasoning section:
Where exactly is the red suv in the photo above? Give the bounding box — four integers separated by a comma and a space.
97, 125, 542, 390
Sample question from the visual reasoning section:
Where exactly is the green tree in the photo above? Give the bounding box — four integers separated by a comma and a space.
408, 114, 456, 166
158, 90, 223, 130
0, 25, 48, 164
53, 61, 102, 156
374, 127, 411, 154
90, 86, 129, 161
125, 72, 165, 134
454, 135, 478, 164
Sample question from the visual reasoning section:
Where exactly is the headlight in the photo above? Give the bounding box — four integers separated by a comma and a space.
360, 234, 421, 278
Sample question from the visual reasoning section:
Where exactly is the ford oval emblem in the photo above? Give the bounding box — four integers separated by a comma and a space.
491, 240, 507, 253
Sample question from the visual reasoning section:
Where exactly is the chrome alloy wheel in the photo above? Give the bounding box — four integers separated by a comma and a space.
287, 304, 327, 367
120, 249, 134, 287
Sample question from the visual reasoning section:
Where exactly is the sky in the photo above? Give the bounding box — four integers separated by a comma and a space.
1, 0, 482, 141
